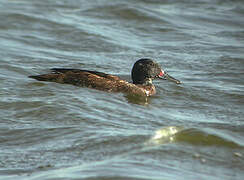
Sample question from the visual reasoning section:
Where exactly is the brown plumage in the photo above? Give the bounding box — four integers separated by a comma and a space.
29, 59, 180, 96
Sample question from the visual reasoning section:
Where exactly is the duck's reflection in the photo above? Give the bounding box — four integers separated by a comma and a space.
125, 94, 151, 105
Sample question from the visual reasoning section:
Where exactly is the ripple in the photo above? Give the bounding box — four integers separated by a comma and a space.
148, 126, 243, 148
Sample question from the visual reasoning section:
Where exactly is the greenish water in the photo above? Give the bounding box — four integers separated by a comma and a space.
0, 0, 244, 179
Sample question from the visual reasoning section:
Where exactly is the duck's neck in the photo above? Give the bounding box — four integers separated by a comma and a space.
144, 78, 153, 86
136, 82, 156, 96
133, 78, 153, 86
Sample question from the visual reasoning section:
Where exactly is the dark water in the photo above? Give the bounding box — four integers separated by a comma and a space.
0, 0, 244, 179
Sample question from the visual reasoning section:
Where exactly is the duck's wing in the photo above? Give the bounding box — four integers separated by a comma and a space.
29, 69, 121, 86
50, 68, 120, 81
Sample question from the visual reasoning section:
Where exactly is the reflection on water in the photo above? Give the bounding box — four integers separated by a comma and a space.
125, 94, 150, 105
147, 126, 183, 145
148, 126, 242, 148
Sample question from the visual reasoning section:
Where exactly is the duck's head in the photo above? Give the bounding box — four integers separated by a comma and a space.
131, 58, 181, 85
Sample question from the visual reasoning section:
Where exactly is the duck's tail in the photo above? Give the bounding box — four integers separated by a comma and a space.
28, 74, 61, 82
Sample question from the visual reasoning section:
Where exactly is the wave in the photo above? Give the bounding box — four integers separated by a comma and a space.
147, 126, 243, 148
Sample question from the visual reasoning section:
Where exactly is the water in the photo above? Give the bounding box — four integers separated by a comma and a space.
0, 0, 244, 179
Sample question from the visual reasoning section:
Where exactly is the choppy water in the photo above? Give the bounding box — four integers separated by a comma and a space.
0, 0, 244, 179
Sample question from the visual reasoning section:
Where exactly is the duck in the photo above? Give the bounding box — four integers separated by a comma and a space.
29, 58, 181, 96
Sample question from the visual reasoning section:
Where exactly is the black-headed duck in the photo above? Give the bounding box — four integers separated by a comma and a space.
29, 58, 181, 96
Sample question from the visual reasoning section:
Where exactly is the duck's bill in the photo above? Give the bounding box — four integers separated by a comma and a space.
159, 72, 181, 84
